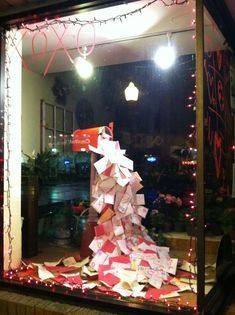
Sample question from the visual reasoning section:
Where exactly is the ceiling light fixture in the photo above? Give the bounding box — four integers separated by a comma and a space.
124, 82, 139, 101
154, 32, 176, 70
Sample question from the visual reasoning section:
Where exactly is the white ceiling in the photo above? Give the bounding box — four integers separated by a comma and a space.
19, 0, 225, 74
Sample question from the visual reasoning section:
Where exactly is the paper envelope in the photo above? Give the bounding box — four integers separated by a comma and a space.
104, 186, 116, 205
99, 177, 116, 193
91, 195, 105, 213
119, 155, 134, 171
117, 239, 131, 255
89, 250, 108, 271
101, 239, 116, 254
94, 224, 106, 237
102, 219, 114, 239
94, 156, 110, 174
89, 236, 108, 253
137, 206, 148, 218
112, 216, 124, 236
98, 207, 115, 224
134, 194, 145, 205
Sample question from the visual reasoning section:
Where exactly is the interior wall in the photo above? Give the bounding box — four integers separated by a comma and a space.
22, 69, 55, 156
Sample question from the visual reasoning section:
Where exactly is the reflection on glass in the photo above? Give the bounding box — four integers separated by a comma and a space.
18, 0, 201, 312
56, 107, 64, 130
65, 111, 73, 132
203, 7, 233, 298
45, 104, 54, 128
45, 129, 54, 150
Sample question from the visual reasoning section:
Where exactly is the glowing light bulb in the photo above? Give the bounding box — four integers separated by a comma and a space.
74, 56, 93, 79
154, 44, 176, 70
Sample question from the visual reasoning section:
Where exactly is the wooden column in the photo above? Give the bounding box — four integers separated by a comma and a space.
196, 0, 205, 312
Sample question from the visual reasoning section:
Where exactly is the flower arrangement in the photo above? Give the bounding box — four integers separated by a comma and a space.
150, 193, 183, 232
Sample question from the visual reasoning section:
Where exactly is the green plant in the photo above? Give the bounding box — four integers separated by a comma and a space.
22, 151, 58, 184
221, 208, 235, 234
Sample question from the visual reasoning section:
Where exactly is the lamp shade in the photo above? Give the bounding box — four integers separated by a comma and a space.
124, 82, 139, 101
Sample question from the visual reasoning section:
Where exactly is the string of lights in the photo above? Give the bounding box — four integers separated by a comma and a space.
4, 30, 15, 271
19, 0, 189, 32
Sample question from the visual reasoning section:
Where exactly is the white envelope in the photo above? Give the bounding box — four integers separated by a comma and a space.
149, 276, 163, 289
131, 214, 142, 226
112, 216, 124, 236
166, 258, 178, 275
91, 195, 105, 213
134, 194, 145, 205
99, 177, 116, 193
117, 239, 131, 255
89, 250, 107, 271
38, 265, 54, 280
89, 236, 108, 253
137, 206, 148, 218
104, 186, 116, 204
94, 157, 110, 174
119, 155, 134, 171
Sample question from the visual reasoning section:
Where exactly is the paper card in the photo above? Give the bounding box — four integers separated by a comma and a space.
131, 281, 145, 293
73, 256, 90, 269
119, 166, 132, 178
131, 181, 143, 194
179, 260, 197, 274
170, 278, 192, 291
99, 177, 116, 193
109, 255, 130, 265
101, 239, 116, 253
179, 277, 197, 285
82, 282, 98, 290
88, 144, 103, 155
98, 208, 115, 224
66, 275, 83, 285
89, 250, 108, 271
91, 195, 105, 214
98, 264, 112, 279
159, 292, 180, 299
166, 258, 178, 275
132, 291, 146, 298
89, 236, 107, 253
112, 283, 132, 297
45, 266, 80, 273
102, 220, 114, 239
100, 273, 120, 287
131, 214, 142, 226
94, 157, 110, 174
117, 239, 131, 255
117, 177, 130, 187
82, 266, 98, 277
38, 265, 55, 280
94, 224, 106, 237
132, 171, 142, 181
44, 258, 63, 267
63, 257, 77, 267
112, 216, 124, 236
119, 269, 137, 285
145, 288, 161, 300
134, 194, 145, 205
118, 189, 133, 213
114, 191, 124, 211
103, 164, 114, 177
149, 276, 163, 289
137, 206, 148, 218
119, 155, 133, 171
104, 186, 116, 205
53, 275, 67, 284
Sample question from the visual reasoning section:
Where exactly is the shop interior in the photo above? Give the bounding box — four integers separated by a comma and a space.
2, 0, 233, 313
